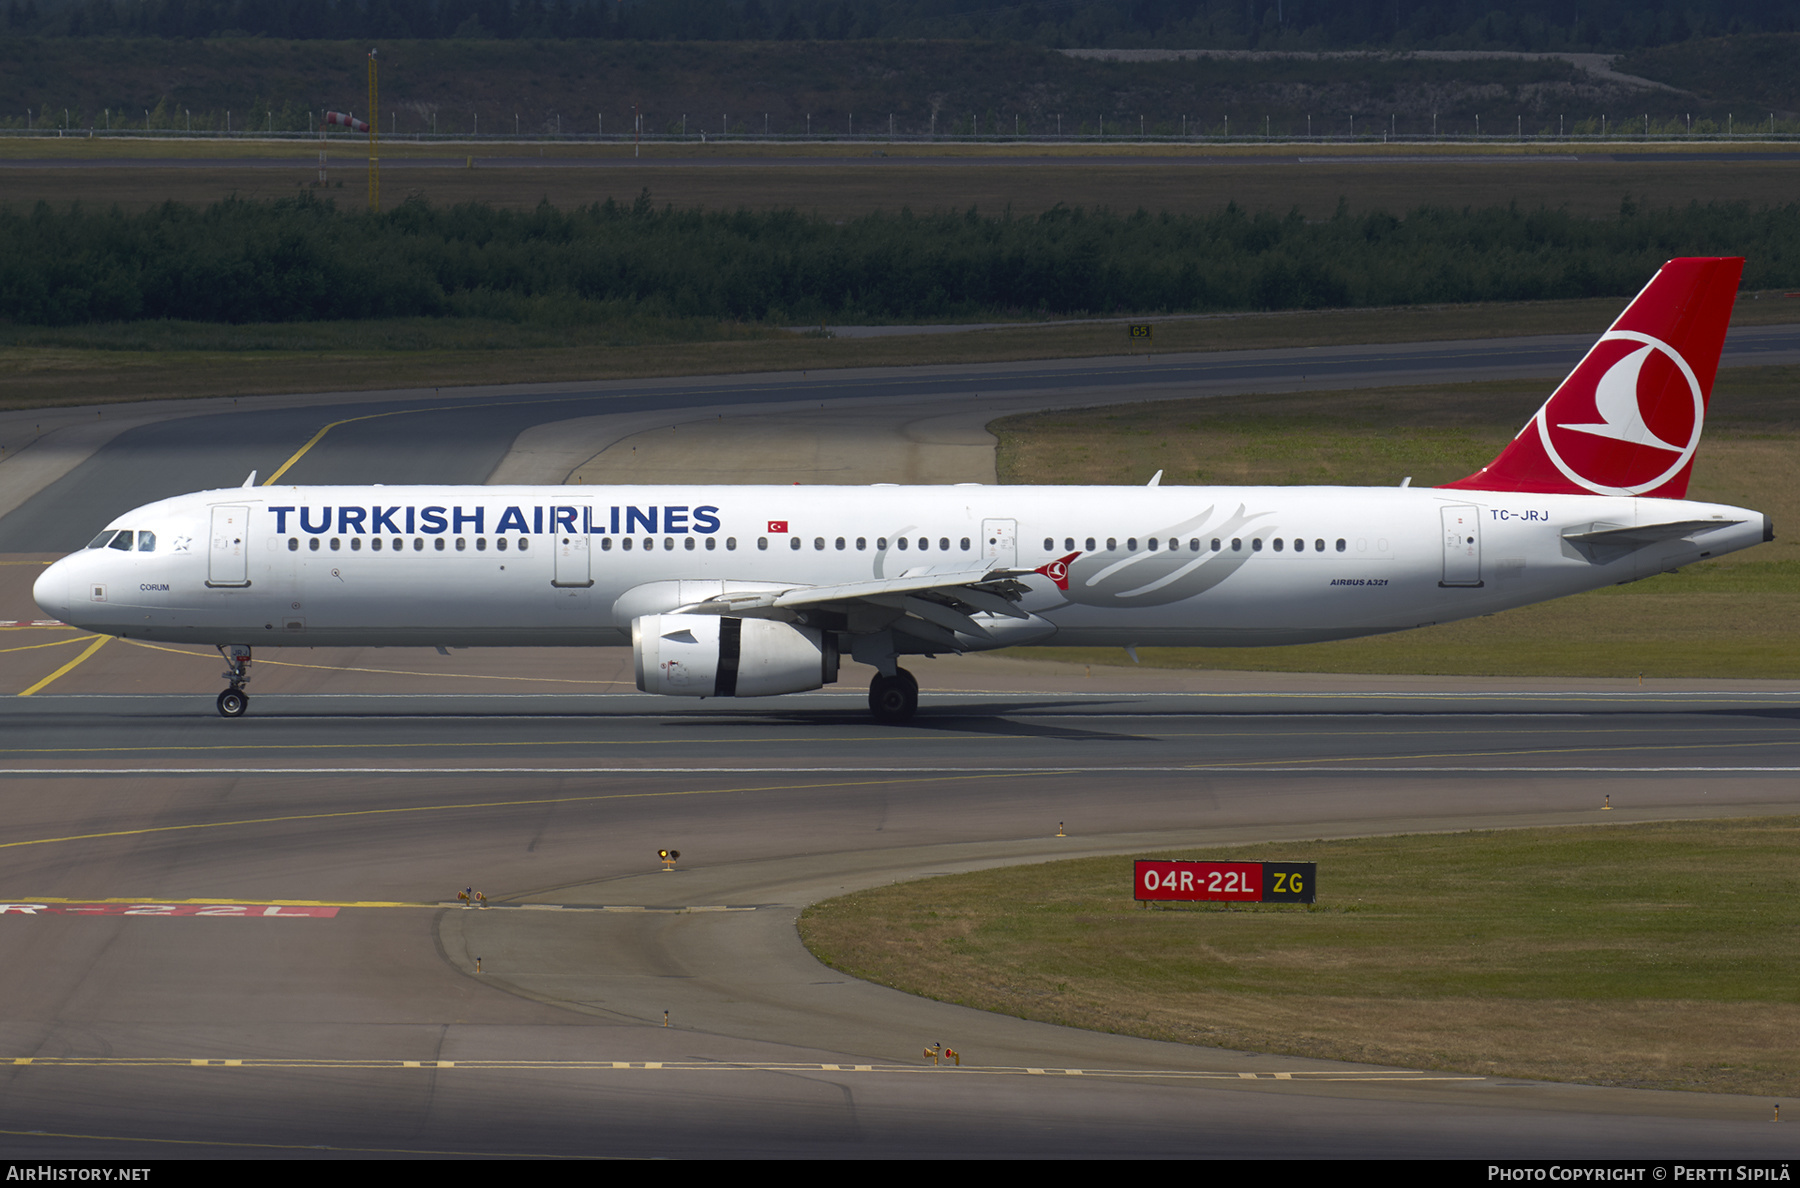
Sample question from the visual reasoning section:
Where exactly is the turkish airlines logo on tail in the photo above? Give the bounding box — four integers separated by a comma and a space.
1034, 552, 1081, 590
1538, 330, 1705, 496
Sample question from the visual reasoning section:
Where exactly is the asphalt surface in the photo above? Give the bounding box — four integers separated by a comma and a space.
2, 688, 1797, 1158
2, 336, 1798, 1158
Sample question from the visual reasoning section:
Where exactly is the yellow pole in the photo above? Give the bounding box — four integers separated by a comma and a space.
367, 49, 379, 212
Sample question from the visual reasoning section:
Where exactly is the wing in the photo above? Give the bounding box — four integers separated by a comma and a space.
674, 565, 1037, 650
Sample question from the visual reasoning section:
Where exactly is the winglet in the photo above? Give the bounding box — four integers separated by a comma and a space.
1033, 552, 1081, 591
242, 470, 258, 488
1147, 470, 1163, 487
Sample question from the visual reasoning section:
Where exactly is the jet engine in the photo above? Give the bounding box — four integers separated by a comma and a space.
632, 614, 839, 697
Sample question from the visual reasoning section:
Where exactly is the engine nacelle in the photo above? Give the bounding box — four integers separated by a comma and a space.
632, 614, 839, 697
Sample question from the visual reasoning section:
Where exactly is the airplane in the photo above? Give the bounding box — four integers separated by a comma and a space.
31, 256, 1774, 721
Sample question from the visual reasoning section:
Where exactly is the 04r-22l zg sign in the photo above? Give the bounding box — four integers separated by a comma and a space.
1134, 860, 1317, 904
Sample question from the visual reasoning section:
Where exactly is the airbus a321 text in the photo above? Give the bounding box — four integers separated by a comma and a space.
33, 257, 1774, 721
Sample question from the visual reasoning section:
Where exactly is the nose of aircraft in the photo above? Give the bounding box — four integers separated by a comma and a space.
32, 557, 70, 623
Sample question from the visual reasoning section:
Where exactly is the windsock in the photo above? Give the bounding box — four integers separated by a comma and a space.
323, 111, 370, 133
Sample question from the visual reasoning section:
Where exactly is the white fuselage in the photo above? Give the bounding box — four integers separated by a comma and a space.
34, 483, 1770, 652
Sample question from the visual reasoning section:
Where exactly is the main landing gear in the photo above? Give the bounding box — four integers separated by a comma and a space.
215, 644, 251, 718
868, 667, 918, 723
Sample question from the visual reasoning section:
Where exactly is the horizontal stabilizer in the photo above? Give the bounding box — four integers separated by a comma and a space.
1561, 519, 1742, 547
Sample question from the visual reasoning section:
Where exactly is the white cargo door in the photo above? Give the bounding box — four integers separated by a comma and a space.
207, 505, 250, 588
1440, 505, 1483, 588
552, 502, 594, 588
981, 519, 1017, 569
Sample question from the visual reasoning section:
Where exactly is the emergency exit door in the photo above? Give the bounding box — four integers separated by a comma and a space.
1440, 505, 1483, 588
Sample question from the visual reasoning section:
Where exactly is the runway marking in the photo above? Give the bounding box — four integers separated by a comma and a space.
0, 902, 338, 917
17, 634, 109, 697
0, 769, 1057, 851
5, 897, 759, 913
123, 638, 632, 686
0, 725, 1790, 761
0, 1125, 576, 1159
0, 634, 96, 655
2, 765, 1798, 778
1, 1055, 1479, 1082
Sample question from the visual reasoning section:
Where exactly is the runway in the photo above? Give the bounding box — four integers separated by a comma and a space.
2, 334, 1797, 1157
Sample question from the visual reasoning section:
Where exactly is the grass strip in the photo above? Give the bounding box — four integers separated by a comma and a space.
799, 817, 1800, 1095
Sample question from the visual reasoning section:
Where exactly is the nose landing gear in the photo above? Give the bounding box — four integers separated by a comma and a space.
868, 666, 918, 723
215, 644, 251, 718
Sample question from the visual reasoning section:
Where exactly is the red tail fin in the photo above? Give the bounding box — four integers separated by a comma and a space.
1442, 257, 1742, 498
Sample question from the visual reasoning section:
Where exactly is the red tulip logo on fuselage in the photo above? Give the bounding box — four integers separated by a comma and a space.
1538, 331, 1705, 496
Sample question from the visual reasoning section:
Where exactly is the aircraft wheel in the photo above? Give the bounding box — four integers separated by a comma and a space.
868, 667, 918, 723
216, 688, 248, 718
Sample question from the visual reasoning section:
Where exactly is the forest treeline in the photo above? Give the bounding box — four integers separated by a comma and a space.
6, 0, 1797, 52
3, 191, 1796, 326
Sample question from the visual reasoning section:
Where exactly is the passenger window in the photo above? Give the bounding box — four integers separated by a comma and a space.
108, 530, 132, 551
790, 537, 802, 551
310, 538, 321, 552
1064, 538, 1075, 551
1231, 539, 1241, 552
287, 538, 299, 552
684, 537, 695, 551
331, 538, 342, 551
897, 538, 908, 550
138, 531, 156, 552
600, 537, 612, 551
960, 538, 970, 551
1043, 537, 1054, 550
726, 537, 737, 550
476, 538, 487, 551
1190, 539, 1200, 551
350, 538, 362, 552
519, 538, 530, 552
939, 538, 949, 551
665, 538, 675, 551
415, 538, 425, 551
454, 538, 465, 551
856, 537, 866, 550
1314, 539, 1324, 552
704, 537, 715, 551
1127, 538, 1137, 551
622, 538, 633, 551
1293, 539, 1303, 552
1211, 539, 1220, 551
757, 537, 767, 550
918, 538, 928, 551
815, 537, 825, 551
876, 538, 887, 550
496, 538, 507, 552
1252, 538, 1263, 552
435, 538, 446, 551
1085, 537, 1096, 552
1272, 538, 1283, 552
1147, 538, 1157, 551
371, 538, 382, 552
1106, 538, 1116, 551
1336, 538, 1347, 552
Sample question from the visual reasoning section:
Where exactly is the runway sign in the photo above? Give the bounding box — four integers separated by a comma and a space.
1134, 861, 1316, 904
1129, 323, 1153, 339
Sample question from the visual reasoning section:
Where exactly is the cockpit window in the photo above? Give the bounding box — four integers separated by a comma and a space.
107, 530, 133, 551
136, 531, 156, 553
87, 530, 119, 549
